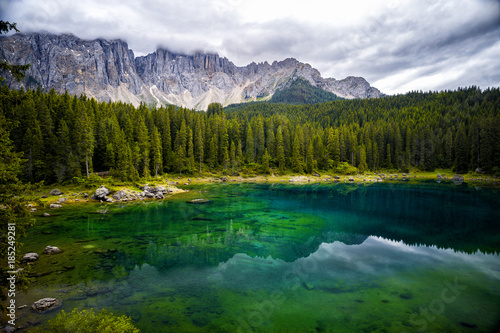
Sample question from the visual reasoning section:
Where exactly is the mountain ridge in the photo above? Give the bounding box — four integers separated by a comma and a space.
0, 32, 383, 109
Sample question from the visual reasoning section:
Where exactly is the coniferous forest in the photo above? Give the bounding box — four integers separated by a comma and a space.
1, 85, 499, 184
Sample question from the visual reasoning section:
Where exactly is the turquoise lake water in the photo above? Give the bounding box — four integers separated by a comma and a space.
12, 182, 500, 332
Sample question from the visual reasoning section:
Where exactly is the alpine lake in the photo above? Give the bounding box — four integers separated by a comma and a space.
12, 181, 500, 332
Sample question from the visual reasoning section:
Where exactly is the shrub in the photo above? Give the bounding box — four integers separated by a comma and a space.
49, 308, 140, 333
334, 162, 358, 175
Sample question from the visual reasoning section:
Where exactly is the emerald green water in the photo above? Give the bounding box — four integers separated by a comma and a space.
12, 183, 500, 332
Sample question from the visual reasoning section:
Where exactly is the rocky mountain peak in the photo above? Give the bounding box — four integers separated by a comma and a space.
0, 32, 383, 109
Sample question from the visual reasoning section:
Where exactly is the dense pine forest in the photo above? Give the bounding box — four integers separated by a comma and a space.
0, 85, 499, 184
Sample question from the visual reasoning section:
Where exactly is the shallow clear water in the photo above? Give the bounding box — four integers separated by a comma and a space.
13, 182, 500, 332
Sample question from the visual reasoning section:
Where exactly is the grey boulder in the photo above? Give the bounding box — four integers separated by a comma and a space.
43, 246, 62, 255
31, 298, 62, 313
23, 253, 39, 262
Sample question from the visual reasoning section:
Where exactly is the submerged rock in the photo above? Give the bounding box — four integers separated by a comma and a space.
23, 253, 39, 262
459, 322, 477, 328
399, 292, 413, 300
31, 298, 62, 313
3, 325, 15, 333
43, 213, 50, 217
188, 199, 212, 204
303, 282, 314, 290
43, 246, 62, 255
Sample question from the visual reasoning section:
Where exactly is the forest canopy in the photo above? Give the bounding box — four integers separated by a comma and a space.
0, 85, 499, 184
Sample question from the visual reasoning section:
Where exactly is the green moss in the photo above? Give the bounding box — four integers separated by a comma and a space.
47, 308, 139, 332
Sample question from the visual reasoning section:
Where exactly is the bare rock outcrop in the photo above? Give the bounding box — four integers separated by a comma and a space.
0, 32, 383, 110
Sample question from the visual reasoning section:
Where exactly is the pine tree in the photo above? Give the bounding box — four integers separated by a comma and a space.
236, 140, 243, 171
208, 134, 218, 171
255, 116, 265, 163
195, 116, 204, 175
219, 123, 229, 166
77, 112, 95, 178
151, 126, 162, 177
358, 144, 368, 172
394, 126, 402, 170
261, 148, 270, 174
245, 125, 255, 164
230, 140, 236, 175
385, 143, 393, 169
454, 124, 469, 173
174, 120, 187, 175
276, 126, 285, 172
445, 128, 453, 168
291, 132, 303, 173
306, 138, 314, 173
187, 127, 195, 173
160, 109, 172, 173
266, 119, 276, 159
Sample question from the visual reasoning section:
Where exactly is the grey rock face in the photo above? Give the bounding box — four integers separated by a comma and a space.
0, 32, 383, 110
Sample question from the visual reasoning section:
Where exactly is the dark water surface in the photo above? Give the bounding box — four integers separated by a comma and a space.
13, 182, 500, 332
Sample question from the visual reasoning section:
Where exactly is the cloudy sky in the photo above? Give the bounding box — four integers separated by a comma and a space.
2, 0, 499, 94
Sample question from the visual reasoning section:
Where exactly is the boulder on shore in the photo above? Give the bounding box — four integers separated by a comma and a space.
452, 174, 465, 185
93, 185, 110, 200
43, 246, 62, 255
112, 190, 127, 200
49, 204, 62, 209
49, 189, 63, 196
31, 298, 62, 313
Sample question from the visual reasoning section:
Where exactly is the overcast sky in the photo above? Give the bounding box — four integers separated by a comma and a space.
2, 0, 499, 94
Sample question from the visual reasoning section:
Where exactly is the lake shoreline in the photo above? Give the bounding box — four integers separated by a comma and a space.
23, 171, 500, 215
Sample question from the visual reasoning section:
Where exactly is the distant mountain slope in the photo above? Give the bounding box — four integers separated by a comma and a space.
270, 77, 343, 104
0, 32, 383, 109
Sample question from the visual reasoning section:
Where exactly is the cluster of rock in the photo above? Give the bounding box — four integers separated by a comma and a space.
451, 174, 464, 185
23, 246, 62, 263
0, 32, 382, 110
90, 185, 174, 202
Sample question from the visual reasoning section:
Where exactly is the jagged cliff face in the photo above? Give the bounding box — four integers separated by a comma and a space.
0, 33, 382, 109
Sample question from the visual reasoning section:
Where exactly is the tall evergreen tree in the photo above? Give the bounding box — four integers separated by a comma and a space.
245, 125, 255, 164
151, 126, 162, 177
291, 132, 303, 173
454, 124, 469, 173
276, 126, 286, 172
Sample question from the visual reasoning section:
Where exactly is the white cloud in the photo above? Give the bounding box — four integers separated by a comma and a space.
2, 0, 500, 94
